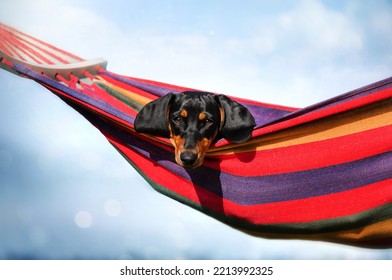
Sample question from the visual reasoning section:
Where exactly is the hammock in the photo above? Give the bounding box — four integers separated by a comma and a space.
1, 23, 392, 248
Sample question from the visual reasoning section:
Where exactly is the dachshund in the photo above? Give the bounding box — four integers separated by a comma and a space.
134, 91, 256, 169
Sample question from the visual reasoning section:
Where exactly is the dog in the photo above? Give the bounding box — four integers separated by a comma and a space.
134, 91, 255, 169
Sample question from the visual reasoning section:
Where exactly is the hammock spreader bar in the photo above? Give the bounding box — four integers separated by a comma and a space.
1, 23, 392, 248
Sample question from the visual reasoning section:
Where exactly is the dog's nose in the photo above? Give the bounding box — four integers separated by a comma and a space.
180, 151, 198, 167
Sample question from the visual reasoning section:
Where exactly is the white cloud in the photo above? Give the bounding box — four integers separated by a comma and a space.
3, 0, 391, 108
289, 1, 362, 53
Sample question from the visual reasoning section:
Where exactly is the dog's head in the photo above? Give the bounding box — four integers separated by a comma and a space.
135, 91, 255, 169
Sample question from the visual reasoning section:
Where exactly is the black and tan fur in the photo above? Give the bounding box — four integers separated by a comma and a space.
134, 91, 255, 169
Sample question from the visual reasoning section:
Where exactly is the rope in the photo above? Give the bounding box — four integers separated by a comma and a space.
0, 23, 84, 64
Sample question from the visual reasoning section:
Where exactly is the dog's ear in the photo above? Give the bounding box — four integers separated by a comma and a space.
134, 93, 174, 138
215, 95, 256, 143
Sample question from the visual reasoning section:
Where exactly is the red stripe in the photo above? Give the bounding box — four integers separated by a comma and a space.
16, 33, 70, 64
69, 77, 139, 119
0, 57, 14, 68
3, 36, 42, 64
205, 124, 392, 176
108, 137, 200, 201
191, 178, 392, 224
110, 135, 392, 224
0, 40, 23, 60
3, 32, 54, 64
4, 29, 70, 64
46, 73, 139, 120
0, 23, 84, 62
237, 179, 392, 224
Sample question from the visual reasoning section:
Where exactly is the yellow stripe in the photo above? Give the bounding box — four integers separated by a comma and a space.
95, 77, 152, 106
209, 98, 392, 155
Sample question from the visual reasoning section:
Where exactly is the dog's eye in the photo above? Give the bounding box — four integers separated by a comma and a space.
172, 116, 182, 124
203, 118, 214, 127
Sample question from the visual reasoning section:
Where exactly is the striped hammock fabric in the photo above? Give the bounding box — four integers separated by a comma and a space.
1, 23, 392, 248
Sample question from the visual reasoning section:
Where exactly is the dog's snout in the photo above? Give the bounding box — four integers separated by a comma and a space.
180, 151, 198, 167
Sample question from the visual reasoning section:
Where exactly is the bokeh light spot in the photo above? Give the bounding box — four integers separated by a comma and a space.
104, 199, 122, 217
74, 211, 93, 229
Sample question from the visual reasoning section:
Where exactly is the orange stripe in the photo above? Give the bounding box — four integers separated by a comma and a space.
95, 78, 152, 106
245, 218, 392, 245
204, 125, 392, 176
209, 98, 392, 154
330, 218, 392, 242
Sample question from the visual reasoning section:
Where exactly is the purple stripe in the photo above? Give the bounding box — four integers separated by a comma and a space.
99, 71, 180, 97
245, 104, 293, 127
164, 151, 392, 206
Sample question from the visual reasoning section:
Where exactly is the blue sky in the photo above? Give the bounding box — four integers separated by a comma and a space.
1, 0, 392, 259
